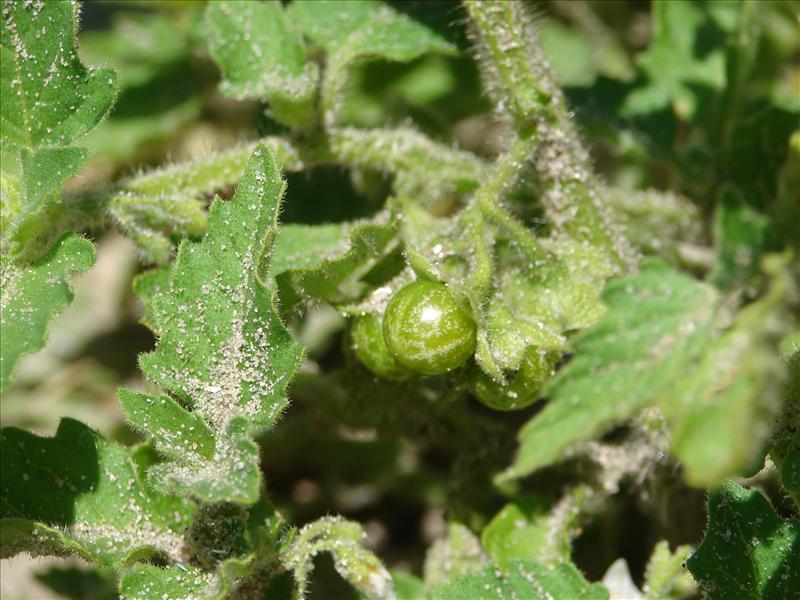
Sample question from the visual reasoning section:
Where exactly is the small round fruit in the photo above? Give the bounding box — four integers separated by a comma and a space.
351, 313, 410, 381
382, 279, 477, 375
469, 348, 557, 411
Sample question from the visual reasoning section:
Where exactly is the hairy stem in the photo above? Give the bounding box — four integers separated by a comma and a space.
474, 132, 552, 265
83, 128, 489, 210
61, 128, 490, 262
465, 0, 636, 270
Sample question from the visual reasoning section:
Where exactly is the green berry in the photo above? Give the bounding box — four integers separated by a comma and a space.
383, 279, 477, 375
468, 348, 557, 411
351, 313, 410, 381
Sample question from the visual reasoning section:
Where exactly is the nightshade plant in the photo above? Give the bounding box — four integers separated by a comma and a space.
0, 1, 798, 599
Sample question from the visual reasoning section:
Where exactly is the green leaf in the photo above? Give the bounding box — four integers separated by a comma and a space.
501, 255, 790, 485
79, 10, 204, 163
206, 0, 318, 130
138, 144, 301, 426
281, 516, 395, 600
1, 0, 117, 254
269, 223, 355, 277
132, 266, 170, 333
481, 489, 588, 568
128, 144, 303, 504
287, 0, 453, 60
119, 390, 216, 462
708, 186, 769, 291
687, 480, 799, 600
485, 237, 613, 374
643, 541, 696, 600
287, 0, 454, 126
0, 418, 194, 567
0, 233, 95, 391
622, 0, 726, 120
392, 570, 425, 600
270, 217, 399, 311
104, 140, 262, 265
498, 260, 718, 482
35, 564, 117, 600
539, 21, 597, 87
0, 146, 86, 255
430, 560, 609, 600
0, 0, 117, 150
665, 257, 789, 487
107, 192, 207, 265
119, 563, 212, 600
605, 188, 702, 265
148, 418, 262, 505
423, 524, 489, 591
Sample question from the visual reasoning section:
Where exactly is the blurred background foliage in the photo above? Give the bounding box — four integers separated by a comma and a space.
1, 0, 797, 597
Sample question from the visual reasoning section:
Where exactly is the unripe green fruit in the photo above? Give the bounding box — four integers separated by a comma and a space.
468, 348, 557, 411
351, 313, 410, 380
383, 280, 477, 375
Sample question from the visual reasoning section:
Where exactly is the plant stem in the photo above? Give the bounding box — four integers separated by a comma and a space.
465, 0, 636, 270
98, 127, 489, 204
473, 132, 552, 265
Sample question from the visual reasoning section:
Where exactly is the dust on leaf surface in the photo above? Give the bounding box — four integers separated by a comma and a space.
1, 0, 117, 150
124, 144, 302, 504
0, 418, 194, 567
499, 259, 718, 482
687, 480, 799, 600
0, 233, 95, 390
430, 560, 609, 600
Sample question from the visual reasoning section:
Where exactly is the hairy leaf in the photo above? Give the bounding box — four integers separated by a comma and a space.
485, 237, 613, 374
119, 564, 212, 600
0, 0, 116, 150
0, 419, 193, 567
0, 233, 94, 390
119, 390, 216, 462
35, 564, 117, 600
206, 0, 318, 130
271, 217, 399, 311
423, 524, 489, 591
643, 541, 696, 600
605, 188, 702, 265
430, 560, 609, 600
287, 0, 453, 60
481, 489, 588, 568
281, 516, 395, 600
107, 192, 207, 265
1, 0, 117, 254
0, 146, 86, 254
127, 144, 303, 503
499, 260, 718, 482
687, 480, 799, 600
287, 0, 454, 126
664, 260, 788, 486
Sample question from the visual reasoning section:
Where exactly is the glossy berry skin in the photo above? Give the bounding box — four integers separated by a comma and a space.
383, 280, 477, 375
468, 348, 557, 411
351, 313, 409, 381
